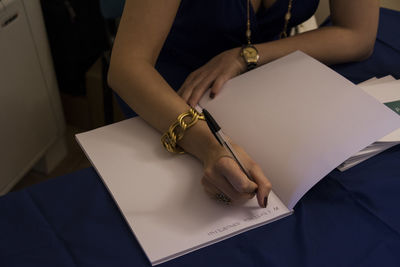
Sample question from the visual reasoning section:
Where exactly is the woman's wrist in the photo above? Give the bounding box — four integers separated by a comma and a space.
159, 107, 221, 162
178, 119, 223, 164
231, 47, 247, 74
161, 108, 205, 154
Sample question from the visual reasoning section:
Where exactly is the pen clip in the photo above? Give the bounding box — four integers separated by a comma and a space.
203, 109, 223, 146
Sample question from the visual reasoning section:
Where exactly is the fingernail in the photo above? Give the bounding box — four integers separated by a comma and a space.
263, 196, 268, 208
209, 92, 215, 99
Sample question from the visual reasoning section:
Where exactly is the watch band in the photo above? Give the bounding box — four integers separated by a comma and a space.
247, 62, 257, 71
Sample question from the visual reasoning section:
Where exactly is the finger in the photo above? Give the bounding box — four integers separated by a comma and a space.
215, 156, 258, 195
187, 78, 214, 107
178, 71, 200, 101
177, 73, 193, 96
203, 168, 242, 201
201, 178, 232, 204
209, 75, 229, 98
179, 81, 195, 102
203, 167, 255, 203
248, 164, 272, 208
231, 145, 272, 208
201, 177, 219, 197
181, 73, 210, 104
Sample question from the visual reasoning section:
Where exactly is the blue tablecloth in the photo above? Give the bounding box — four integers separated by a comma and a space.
1, 145, 400, 267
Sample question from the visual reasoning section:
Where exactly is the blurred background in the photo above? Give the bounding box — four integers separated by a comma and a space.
1, 0, 399, 194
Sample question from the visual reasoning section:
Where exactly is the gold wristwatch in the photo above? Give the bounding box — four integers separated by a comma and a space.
241, 44, 259, 71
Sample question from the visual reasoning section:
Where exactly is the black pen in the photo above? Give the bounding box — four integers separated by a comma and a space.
202, 109, 253, 181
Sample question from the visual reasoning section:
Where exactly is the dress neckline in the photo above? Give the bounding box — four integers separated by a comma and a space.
250, 0, 279, 16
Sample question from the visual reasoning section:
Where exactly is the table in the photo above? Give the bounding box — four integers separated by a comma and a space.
1, 145, 400, 267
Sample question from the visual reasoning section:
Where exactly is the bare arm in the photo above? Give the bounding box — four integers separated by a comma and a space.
108, 0, 271, 207
256, 0, 379, 66
179, 0, 380, 106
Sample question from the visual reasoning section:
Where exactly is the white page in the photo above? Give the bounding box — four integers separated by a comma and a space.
76, 118, 291, 266
378, 75, 396, 83
360, 75, 395, 86
361, 80, 400, 103
360, 80, 400, 142
200, 51, 400, 209
359, 77, 378, 85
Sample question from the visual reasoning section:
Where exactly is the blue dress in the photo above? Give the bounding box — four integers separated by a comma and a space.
157, 0, 320, 90
117, 2, 400, 117
119, 0, 320, 117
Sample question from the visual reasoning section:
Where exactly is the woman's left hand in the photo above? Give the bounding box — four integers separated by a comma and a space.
178, 47, 246, 107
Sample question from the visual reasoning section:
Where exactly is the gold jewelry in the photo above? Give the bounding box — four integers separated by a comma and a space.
161, 108, 205, 154
280, 0, 293, 39
242, 0, 293, 71
243, 0, 259, 70
246, 0, 252, 45
246, 0, 294, 43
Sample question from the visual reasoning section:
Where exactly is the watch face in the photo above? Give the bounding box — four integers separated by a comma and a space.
242, 46, 259, 63
243, 47, 258, 58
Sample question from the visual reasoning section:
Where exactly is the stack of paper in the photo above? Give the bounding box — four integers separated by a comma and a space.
338, 76, 400, 171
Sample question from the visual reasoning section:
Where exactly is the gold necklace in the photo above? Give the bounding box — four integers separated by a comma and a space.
246, 0, 293, 44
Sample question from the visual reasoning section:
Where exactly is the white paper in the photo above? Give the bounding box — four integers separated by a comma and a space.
200, 51, 400, 208
76, 119, 291, 266
361, 80, 400, 103
358, 77, 378, 85
360, 75, 396, 86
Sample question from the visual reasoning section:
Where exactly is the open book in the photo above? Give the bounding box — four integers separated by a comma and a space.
76, 51, 400, 265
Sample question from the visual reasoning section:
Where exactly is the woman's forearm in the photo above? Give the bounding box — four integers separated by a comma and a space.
255, 25, 376, 67
255, 0, 379, 67
108, 58, 221, 162
107, 0, 223, 163
108, 61, 183, 133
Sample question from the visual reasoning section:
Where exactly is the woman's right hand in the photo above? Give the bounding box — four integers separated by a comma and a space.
201, 140, 272, 208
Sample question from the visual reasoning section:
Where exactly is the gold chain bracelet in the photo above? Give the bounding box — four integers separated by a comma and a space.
161, 108, 205, 154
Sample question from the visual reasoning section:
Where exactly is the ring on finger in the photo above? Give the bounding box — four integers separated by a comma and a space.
215, 193, 232, 205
